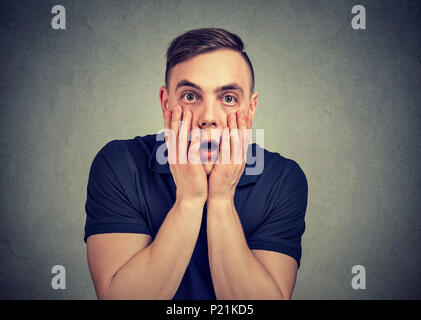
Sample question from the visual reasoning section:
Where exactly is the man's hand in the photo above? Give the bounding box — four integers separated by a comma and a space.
163, 105, 208, 203
208, 110, 252, 201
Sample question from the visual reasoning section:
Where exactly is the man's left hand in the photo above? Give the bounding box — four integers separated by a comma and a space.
208, 110, 252, 201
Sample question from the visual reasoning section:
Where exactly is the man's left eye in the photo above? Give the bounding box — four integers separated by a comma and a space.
223, 95, 237, 105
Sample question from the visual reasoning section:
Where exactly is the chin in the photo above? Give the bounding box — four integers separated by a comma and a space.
203, 163, 215, 176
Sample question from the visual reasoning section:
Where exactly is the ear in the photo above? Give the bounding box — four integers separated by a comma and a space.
159, 85, 170, 114
248, 91, 259, 121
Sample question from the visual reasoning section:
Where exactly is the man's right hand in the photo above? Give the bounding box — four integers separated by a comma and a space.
88, 107, 207, 299
163, 105, 208, 203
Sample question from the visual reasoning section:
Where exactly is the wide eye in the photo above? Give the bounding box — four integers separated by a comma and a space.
222, 94, 237, 105
182, 92, 198, 103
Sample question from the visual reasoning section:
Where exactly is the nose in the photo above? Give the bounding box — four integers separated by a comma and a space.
197, 99, 218, 129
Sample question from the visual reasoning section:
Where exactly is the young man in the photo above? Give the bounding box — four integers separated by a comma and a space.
84, 28, 308, 300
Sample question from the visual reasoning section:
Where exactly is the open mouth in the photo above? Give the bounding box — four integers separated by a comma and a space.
199, 139, 219, 162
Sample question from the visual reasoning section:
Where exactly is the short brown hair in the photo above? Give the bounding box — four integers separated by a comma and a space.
165, 28, 255, 95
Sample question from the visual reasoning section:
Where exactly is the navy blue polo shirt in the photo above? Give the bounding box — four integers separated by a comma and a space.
84, 132, 308, 300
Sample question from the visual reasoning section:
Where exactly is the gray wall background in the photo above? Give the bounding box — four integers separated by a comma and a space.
0, 0, 420, 299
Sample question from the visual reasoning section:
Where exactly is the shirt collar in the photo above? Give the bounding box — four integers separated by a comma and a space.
148, 132, 260, 187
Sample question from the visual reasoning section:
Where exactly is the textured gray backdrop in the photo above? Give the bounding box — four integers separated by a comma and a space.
0, 0, 420, 299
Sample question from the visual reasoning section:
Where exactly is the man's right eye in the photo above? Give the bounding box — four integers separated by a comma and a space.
182, 92, 198, 102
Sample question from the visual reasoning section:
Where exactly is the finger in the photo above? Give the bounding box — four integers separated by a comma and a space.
237, 110, 246, 131
163, 108, 171, 131
171, 105, 182, 134
169, 106, 182, 164
229, 112, 241, 164
219, 127, 230, 165
179, 109, 191, 164
185, 109, 193, 153
246, 113, 253, 130
162, 109, 170, 144
244, 114, 252, 162
237, 110, 247, 163
210, 127, 222, 164
166, 125, 177, 165
188, 125, 202, 165
227, 112, 236, 163
245, 113, 253, 145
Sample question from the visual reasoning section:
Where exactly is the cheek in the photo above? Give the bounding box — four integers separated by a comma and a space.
169, 95, 189, 111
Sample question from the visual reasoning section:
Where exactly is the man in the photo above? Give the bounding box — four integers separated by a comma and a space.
84, 28, 308, 300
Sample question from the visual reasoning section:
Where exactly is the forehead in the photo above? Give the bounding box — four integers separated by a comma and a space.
170, 49, 250, 92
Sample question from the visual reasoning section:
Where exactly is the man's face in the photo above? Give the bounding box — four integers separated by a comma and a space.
160, 49, 258, 176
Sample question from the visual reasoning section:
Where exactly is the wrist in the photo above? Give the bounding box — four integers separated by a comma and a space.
174, 198, 205, 224
176, 190, 207, 205
206, 197, 236, 225
207, 196, 234, 210
207, 191, 235, 203
175, 197, 206, 209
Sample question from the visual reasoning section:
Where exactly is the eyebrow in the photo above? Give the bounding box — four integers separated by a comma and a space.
175, 79, 244, 97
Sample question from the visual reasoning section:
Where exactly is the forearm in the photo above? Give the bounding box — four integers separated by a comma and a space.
103, 199, 204, 299
207, 199, 284, 300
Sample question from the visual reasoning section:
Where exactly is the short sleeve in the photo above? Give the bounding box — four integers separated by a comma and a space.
83, 141, 151, 243
247, 162, 308, 269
